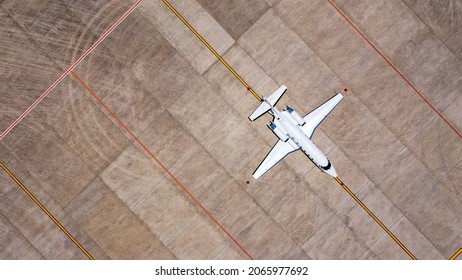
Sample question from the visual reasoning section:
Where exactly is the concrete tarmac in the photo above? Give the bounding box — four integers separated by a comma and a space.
0, 0, 461, 259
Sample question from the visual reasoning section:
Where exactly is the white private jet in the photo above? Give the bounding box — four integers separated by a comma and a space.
249, 85, 343, 179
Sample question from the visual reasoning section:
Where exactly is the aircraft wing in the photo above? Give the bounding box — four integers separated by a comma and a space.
301, 93, 343, 138
253, 139, 299, 179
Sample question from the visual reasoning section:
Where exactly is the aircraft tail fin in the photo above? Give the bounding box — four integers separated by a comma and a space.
249, 85, 287, 121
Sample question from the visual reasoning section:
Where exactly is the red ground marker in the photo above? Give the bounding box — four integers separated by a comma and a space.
71, 71, 254, 260
326, 0, 462, 139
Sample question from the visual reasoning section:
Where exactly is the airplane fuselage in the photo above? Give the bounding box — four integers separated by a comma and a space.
249, 85, 342, 179
270, 106, 337, 177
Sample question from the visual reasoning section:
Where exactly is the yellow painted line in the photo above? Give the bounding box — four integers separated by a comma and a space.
0, 162, 94, 260
161, 0, 263, 102
450, 248, 462, 260
71, 71, 253, 259
334, 177, 417, 260
162, 0, 421, 260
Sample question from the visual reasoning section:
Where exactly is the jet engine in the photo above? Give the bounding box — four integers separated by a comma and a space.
286, 106, 305, 126
268, 122, 289, 142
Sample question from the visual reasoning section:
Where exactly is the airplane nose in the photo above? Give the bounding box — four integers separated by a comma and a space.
324, 163, 338, 177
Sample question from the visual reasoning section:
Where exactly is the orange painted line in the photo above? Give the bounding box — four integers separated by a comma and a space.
0, 162, 94, 260
326, 0, 462, 140
71, 71, 253, 260
0, 0, 144, 140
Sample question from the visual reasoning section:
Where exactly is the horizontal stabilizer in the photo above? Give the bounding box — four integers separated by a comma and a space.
249, 85, 287, 121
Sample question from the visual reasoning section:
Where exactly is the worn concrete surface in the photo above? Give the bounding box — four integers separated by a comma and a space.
0, 0, 461, 259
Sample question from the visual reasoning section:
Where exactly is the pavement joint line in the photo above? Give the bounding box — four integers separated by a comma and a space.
334, 176, 417, 260
162, 0, 419, 259
161, 0, 263, 103
0, 0, 144, 140
3, 0, 453, 260
325, 0, 462, 140
71, 71, 254, 260
0, 162, 94, 260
